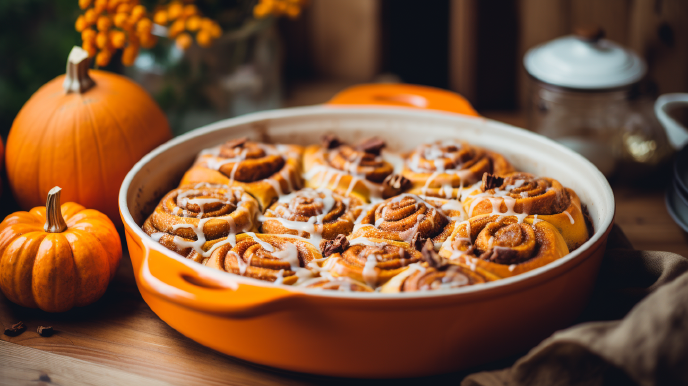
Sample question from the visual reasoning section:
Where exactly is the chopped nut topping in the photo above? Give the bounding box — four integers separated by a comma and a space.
384, 174, 411, 191
411, 232, 428, 252
481, 172, 505, 192
4, 321, 26, 337
37, 326, 54, 337
356, 137, 386, 155
320, 234, 350, 257
420, 240, 446, 268
224, 137, 248, 149
322, 134, 343, 149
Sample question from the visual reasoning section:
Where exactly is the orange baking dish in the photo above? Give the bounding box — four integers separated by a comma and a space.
119, 84, 615, 378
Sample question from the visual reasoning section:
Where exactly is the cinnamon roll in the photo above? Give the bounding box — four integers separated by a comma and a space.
402, 140, 514, 199
204, 233, 322, 284
462, 172, 590, 250
302, 136, 396, 203
349, 194, 465, 249
439, 215, 569, 280
179, 138, 303, 210
142, 185, 260, 262
381, 241, 486, 292
261, 188, 363, 241
321, 237, 422, 287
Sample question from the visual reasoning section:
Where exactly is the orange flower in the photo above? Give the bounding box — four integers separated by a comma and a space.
186, 15, 201, 31
76, 0, 226, 67
96, 49, 113, 67
75, 15, 87, 32
196, 29, 212, 47
153, 10, 168, 25
97, 15, 113, 31
122, 44, 139, 66
82, 41, 97, 57
183, 4, 198, 18
95, 31, 110, 49
167, 2, 183, 20
79, 0, 92, 10
175, 33, 192, 50
168, 19, 185, 38
109, 30, 126, 48
116, 3, 131, 14
136, 17, 152, 35
84, 8, 98, 24
93, 0, 107, 14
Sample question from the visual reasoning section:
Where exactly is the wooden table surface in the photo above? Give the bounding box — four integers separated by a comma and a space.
1, 83, 687, 386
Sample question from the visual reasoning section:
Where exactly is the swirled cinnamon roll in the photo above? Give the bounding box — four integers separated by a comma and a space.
438, 215, 569, 280
302, 136, 396, 203
260, 188, 363, 241
402, 140, 514, 199
349, 194, 465, 249
321, 237, 422, 287
204, 233, 322, 284
142, 185, 260, 262
462, 172, 590, 250
180, 138, 303, 210
381, 241, 486, 292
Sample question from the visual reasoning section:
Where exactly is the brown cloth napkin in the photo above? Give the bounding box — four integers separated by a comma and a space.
463, 225, 688, 386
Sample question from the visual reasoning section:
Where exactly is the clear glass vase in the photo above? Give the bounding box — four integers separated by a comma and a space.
126, 18, 281, 136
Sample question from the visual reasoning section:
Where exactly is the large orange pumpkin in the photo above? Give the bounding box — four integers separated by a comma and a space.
0, 187, 122, 312
6, 47, 172, 227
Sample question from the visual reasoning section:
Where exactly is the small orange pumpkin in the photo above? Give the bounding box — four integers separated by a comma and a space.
6, 46, 172, 227
0, 187, 122, 312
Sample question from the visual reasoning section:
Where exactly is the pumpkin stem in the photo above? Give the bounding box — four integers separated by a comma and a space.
62, 46, 95, 94
44, 187, 68, 233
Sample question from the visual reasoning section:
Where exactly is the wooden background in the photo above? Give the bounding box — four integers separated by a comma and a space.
281, 0, 688, 111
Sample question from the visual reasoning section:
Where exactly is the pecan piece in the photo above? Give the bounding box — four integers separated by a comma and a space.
420, 240, 446, 269
356, 137, 386, 155
411, 232, 428, 252
320, 234, 350, 257
481, 172, 505, 192
224, 137, 248, 149
4, 321, 26, 337
385, 173, 410, 190
37, 326, 54, 337
322, 134, 343, 149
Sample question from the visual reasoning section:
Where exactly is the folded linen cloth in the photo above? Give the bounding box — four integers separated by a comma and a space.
463, 225, 688, 386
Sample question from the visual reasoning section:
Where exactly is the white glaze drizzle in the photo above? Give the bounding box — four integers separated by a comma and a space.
362, 254, 379, 287
563, 210, 575, 224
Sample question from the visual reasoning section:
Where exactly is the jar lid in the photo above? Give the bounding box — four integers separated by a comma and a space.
524, 28, 646, 89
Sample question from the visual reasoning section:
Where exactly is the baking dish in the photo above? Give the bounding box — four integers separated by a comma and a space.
119, 84, 615, 378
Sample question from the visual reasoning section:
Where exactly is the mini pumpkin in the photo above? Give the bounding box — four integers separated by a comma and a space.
0, 187, 122, 312
6, 46, 172, 227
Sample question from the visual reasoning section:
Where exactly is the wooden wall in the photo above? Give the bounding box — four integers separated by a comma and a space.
282, 0, 688, 109
514, 0, 688, 108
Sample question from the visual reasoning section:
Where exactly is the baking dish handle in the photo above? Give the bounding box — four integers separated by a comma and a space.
134, 238, 301, 318
327, 83, 480, 116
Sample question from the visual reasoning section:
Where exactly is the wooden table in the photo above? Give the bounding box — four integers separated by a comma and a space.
2, 83, 687, 385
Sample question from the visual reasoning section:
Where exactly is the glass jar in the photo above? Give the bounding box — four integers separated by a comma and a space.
523, 28, 660, 177
528, 81, 673, 178
528, 82, 629, 175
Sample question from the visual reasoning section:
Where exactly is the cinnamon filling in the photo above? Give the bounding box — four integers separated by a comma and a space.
473, 222, 538, 265
373, 196, 447, 238
327, 144, 393, 183
215, 140, 286, 182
